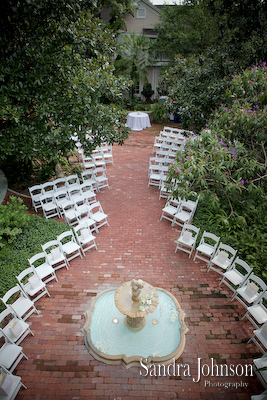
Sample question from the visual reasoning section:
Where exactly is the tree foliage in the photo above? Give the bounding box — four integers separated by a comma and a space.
167, 63, 267, 221
0, 0, 131, 182
114, 34, 150, 98
158, 52, 237, 131
152, 1, 218, 60
205, 0, 267, 66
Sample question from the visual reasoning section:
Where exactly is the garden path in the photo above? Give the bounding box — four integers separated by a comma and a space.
15, 124, 261, 400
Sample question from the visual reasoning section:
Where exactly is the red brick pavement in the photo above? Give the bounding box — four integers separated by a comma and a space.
15, 124, 262, 399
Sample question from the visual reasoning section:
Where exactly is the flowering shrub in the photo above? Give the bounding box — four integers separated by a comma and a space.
166, 63, 267, 275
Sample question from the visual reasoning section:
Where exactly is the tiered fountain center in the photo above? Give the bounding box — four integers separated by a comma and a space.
82, 279, 189, 369
114, 279, 159, 331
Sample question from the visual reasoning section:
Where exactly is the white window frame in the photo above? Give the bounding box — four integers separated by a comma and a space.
136, 7, 146, 19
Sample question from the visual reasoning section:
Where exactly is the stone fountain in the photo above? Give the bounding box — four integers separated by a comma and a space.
82, 279, 188, 369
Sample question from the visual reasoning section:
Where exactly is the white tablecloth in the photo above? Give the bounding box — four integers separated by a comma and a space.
126, 112, 151, 131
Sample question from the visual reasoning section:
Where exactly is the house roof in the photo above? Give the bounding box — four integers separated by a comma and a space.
135, 0, 161, 15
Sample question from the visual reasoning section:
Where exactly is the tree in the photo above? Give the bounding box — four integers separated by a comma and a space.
0, 0, 131, 183
114, 34, 150, 98
205, 0, 267, 66
167, 63, 267, 223
151, 1, 218, 61
157, 52, 237, 131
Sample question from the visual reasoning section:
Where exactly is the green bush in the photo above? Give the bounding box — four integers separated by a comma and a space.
0, 196, 30, 247
0, 214, 69, 305
151, 102, 168, 123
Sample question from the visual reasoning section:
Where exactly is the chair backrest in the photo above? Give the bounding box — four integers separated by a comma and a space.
28, 252, 48, 268
230, 257, 252, 279
58, 230, 75, 244
42, 181, 55, 194
88, 201, 102, 214
82, 170, 95, 182
80, 181, 93, 193
16, 266, 39, 284
200, 231, 220, 248
66, 174, 80, 188
29, 185, 42, 198
62, 200, 75, 213
40, 193, 54, 205
181, 224, 200, 240
42, 239, 61, 254
53, 178, 66, 191
1, 285, 26, 308
213, 243, 237, 264
243, 273, 267, 296
54, 190, 69, 202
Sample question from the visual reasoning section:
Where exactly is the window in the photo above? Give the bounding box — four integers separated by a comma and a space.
136, 7, 146, 18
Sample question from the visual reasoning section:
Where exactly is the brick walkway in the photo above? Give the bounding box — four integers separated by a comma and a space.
16, 124, 262, 400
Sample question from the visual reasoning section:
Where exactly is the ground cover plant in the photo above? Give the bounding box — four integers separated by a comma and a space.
0, 197, 69, 309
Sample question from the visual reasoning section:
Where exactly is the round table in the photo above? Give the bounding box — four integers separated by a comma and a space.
126, 112, 151, 131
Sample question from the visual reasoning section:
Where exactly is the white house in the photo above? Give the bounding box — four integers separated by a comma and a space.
101, 0, 170, 100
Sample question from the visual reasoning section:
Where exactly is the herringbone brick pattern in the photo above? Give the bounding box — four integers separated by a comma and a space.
15, 124, 262, 399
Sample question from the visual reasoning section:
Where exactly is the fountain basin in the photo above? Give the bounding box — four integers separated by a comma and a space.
82, 286, 189, 369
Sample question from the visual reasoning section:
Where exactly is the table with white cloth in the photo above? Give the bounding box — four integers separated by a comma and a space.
126, 112, 151, 131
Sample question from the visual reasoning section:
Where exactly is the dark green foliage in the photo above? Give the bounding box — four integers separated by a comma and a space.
151, 102, 168, 123
0, 197, 30, 246
0, 214, 69, 302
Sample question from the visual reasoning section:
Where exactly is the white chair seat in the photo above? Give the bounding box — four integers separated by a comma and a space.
195, 243, 214, 257
92, 211, 108, 223
3, 318, 33, 346
11, 297, 36, 320
178, 235, 195, 247
0, 342, 26, 371
247, 304, 267, 325
236, 286, 260, 304
61, 241, 81, 255
223, 269, 244, 286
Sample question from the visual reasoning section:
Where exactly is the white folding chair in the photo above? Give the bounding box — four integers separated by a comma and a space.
219, 257, 252, 293
28, 252, 58, 285
160, 197, 180, 224
231, 273, 267, 309
93, 167, 109, 190
53, 189, 69, 217
88, 202, 109, 230
40, 194, 60, 219
81, 170, 98, 193
175, 224, 200, 258
80, 181, 97, 204
41, 181, 56, 196
248, 321, 267, 354
0, 308, 34, 346
207, 243, 237, 276
74, 221, 98, 256
242, 292, 267, 329
171, 201, 196, 228
193, 231, 220, 265
0, 330, 28, 373
42, 240, 69, 270
16, 267, 50, 303
28, 185, 43, 212
57, 230, 83, 264
1, 285, 39, 321
61, 200, 79, 226
66, 174, 80, 191
0, 365, 27, 398
253, 356, 267, 389
53, 177, 66, 191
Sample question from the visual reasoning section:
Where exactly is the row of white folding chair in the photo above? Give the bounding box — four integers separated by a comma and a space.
29, 175, 81, 212
62, 200, 109, 232
160, 197, 199, 227
148, 167, 168, 188
174, 223, 267, 356
81, 167, 109, 191
153, 134, 186, 152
